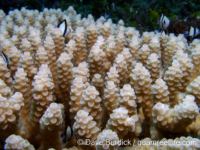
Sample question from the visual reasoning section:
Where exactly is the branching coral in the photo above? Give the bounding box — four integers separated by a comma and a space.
1, 6, 200, 150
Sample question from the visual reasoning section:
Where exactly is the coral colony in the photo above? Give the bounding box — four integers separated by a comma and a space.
1, 6, 200, 150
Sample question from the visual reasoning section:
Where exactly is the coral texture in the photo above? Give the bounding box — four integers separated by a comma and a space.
1, 6, 200, 150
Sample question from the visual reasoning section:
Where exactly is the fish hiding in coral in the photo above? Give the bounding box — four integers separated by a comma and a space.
184, 26, 200, 42
57, 19, 71, 37
160, 13, 170, 33
62, 124, 73, 143
0, 50, 9, 67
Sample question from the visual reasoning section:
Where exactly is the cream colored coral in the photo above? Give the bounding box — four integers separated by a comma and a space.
44, 34, 63, 102
115, 32, 125, 55
189, 39, 200, 50
57, 52, 73, 101
26, 10, 35, 26
121, 48, 132, 78
80, 86, 102, 126
137, 44, 151, 66
163, 34, 176, 69
8, 46, 21, 78
88, 44, 105, 80
141, 32, 150, 45
86, 24, 98, 52
117, 84, 137, 116
64, 39, 77, 63
75, 16, 82, 28
173, 50, 193, 92
35, 46, 49, 68
20, 7, 27, 18
146, 53, 161, 84
17, 26, 27, 43
96, 35, 105, 52
73, 110, 100, 141
1, 39, 12, 56
23, 19, 31, 31
13, 68, 31, 119
43, 24, 54, 38
186, 114, 200, 136
20, 38, 33, 56
104, 81, 119, 115
91, 73, 104, 97
35, 14, 45, 32
83, 19, 90, 30
164, 60, 182, 107
1, 27, 10, 40
191, 44, 200, 80
134, 66, 153, 121
118, 19, 124, 26
101, 22, 111, 40
105, 66, 119, 88
11, 35, 20, 49
96, 129, 119, 150
2, 6, 200, 150
186, 76, 200, 106
4, 134, 35, 150
18, 51, 38, 82
69, 76, 86, 122
34, 21, 43, 39
104, 41, 116, 72
7, 22, 14, 37
0, 79, 11, 98
174, 41, 187, 53
96, 22, 103, 35
15, 13, 24, 26
39, 103, 63, 150
0, 10, 6, 24
72, 61, 90, 86
152, 95, 198, 132
125, 27, 136, 46
74, 27, 87, 66
160, 33, 168, 59
0, 34, 6, 46
113, 54, 127, 88
152, 78, 169, 104
52, 28, 65, 59
106, 107, 136, 139
0, 57, 12, 88
130, 63, 143, 92
149, 35, 160, 57
12, 25, 19, 39
28, 28, 42, 56
27, 65, 54, 138
0, 92, 24, 140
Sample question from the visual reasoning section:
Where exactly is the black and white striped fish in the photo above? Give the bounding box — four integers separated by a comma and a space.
62, 124, 73, 143
185, 26, 200, 38
57, 19, 71, 37
160, 13, 170, 33
0, 51, 9, 67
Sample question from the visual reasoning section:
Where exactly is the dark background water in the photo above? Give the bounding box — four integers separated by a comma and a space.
1, 0, 200, 33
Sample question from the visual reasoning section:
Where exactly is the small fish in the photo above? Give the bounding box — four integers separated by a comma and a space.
188, 26, 200, 38
1, 51, 9, 66
184, 26, 200, 43
57, 19, 71, 37
111, 3, 115, 10
62, 124, 73, 143
160, 13, 170, 33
